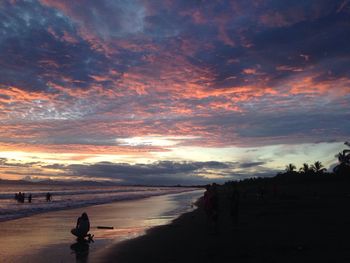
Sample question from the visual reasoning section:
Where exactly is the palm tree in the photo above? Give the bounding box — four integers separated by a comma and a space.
336, 151, 350, 164
299, 163, 312, 175
311, 161, 326, 174
285, 163, 296, 173
336, 141, 350, 164
334, 141, 350, 175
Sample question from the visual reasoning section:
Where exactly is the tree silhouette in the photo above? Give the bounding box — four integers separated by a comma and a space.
336, 151, 349, 164
299, 163, 312, 175
285, 163, 296, 173
334, 141, 350, 175
311, 161, 326, 174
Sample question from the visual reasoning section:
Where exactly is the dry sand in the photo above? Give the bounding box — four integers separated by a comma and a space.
100, 180, 350, 263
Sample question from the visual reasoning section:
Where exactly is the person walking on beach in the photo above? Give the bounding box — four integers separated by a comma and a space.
71, 212, 92, 240
28, 193, 32, 203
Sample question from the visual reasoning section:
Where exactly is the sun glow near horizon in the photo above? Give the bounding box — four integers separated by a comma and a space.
0, 141, 343, 183
0, 0, 349, 184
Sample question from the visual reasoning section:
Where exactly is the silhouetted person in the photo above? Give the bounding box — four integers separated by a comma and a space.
258, 186, 265, 200
28, 194, 32, 203
46, 192, 52, 202
272, 184, 278, 198
211, 184, 219, 233
71, 212, 92, 240
17, 192, 25, 203
230, 186, 240, 225
203, 185, 212, 219
203, 184, 219, 234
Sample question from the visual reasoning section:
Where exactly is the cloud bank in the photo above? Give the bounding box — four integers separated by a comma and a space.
0, 0, 349, 182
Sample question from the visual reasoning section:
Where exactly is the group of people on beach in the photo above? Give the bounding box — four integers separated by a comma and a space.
14, 192, 53, 203
14, 192, 32, 203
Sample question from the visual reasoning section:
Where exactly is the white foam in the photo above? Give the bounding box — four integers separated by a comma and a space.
0, 185, 197, 222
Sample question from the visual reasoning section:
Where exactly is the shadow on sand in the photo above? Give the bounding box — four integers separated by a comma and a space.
70, 239, 90, 263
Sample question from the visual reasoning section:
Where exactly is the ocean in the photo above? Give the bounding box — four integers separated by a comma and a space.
0, 183, 199, 222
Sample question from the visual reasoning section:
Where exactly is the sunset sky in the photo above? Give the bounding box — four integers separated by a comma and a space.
0, 0, 349, 184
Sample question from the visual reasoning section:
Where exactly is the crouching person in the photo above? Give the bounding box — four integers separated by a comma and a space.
71, 212, 93, 241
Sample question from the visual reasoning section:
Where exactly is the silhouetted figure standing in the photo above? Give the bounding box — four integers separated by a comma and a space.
211, 184, 219, 233
16, 192, 25, 203
258, 186, 265, 200
204, 185, 212, 219
46, 192, 52, 202
28, 194, 32, 203
230, 186, 240, 225
272, 184, 278, 198
71, 212, 92, 240
203, 184, 219, 234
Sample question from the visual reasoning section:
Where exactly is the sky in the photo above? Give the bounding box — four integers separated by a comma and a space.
0, 0, 349, 185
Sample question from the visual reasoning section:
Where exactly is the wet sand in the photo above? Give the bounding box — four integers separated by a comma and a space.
0, 190, 202, 263
100, 181, 350, 263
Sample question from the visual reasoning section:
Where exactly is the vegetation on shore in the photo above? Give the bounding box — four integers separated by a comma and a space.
225, 141, 350, 188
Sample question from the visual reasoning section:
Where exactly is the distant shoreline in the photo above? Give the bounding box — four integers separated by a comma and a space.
0, 178, 205, 188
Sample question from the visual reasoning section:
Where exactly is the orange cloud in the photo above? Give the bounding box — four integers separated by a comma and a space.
289, 76, 350, 97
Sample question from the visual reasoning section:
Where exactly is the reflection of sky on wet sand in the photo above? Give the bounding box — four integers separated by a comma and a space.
0, 190, 202, 262
95, 217, 174, 241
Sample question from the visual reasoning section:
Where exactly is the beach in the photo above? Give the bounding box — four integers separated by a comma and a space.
2, 179, 350, 263
0, 190, 202, 262
1, 1, 349, 262
100, 180, 350, 263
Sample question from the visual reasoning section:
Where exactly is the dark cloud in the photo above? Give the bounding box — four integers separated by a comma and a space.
25, 160, 271, 185
40, 0, 147, 39
0, 158, 7, 165
0, 0, 109, 91
0, 157, 40, 168
0, 0, 149, 93
66, 161, 227, 176
195, 110, 350, 146
1, 0, 349, 95
238, 161, 266, 168
0, 0, 350, 183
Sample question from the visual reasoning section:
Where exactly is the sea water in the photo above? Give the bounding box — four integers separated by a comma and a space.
0, 183, 198, 221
